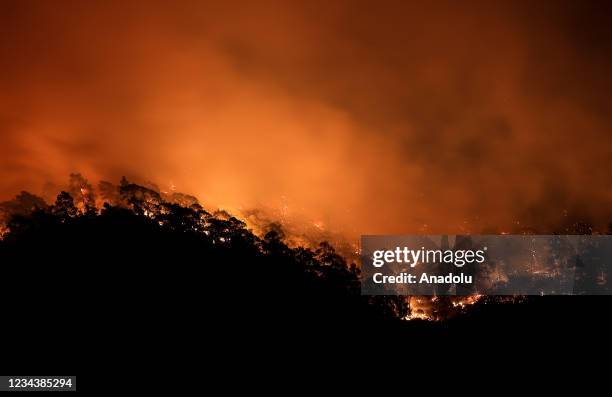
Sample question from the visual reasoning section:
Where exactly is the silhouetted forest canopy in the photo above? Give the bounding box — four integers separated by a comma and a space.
1, 174, 610, 347
0, 174, 412, 332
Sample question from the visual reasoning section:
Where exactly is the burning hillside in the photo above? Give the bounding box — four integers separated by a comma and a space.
2, 1, 612, 377
0, 174, 540, 322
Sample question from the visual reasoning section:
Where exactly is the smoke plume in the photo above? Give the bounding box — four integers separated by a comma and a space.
1, 0, 611, 235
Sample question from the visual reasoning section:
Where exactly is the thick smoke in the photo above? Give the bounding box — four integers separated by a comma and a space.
1, 0, 611, 236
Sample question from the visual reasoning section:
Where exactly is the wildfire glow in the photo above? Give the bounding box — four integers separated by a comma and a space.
405, 294, 486, 321
1, 1, 611, 238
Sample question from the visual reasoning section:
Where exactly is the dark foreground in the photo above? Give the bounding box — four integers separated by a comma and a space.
0, 185, 610, 378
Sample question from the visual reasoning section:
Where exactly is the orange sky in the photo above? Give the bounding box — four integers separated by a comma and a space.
1, 0, 611, 235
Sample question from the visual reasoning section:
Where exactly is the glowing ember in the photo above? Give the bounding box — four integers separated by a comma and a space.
405, 294, 487, 321
451, 294, 482, 308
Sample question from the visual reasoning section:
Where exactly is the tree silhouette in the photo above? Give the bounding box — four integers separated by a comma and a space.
52, 191, 78, 220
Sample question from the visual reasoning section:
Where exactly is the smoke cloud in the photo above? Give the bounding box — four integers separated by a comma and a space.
1, 0, 611, 235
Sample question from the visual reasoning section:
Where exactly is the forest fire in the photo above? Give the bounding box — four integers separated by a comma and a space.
0, 174, 607, 322
452, 295, 482, 308
0, 173, 523, 323
1, 1, 612, 377
2, 1, 612, 240
405, 295, 484, 321
404, 295, 525, 321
